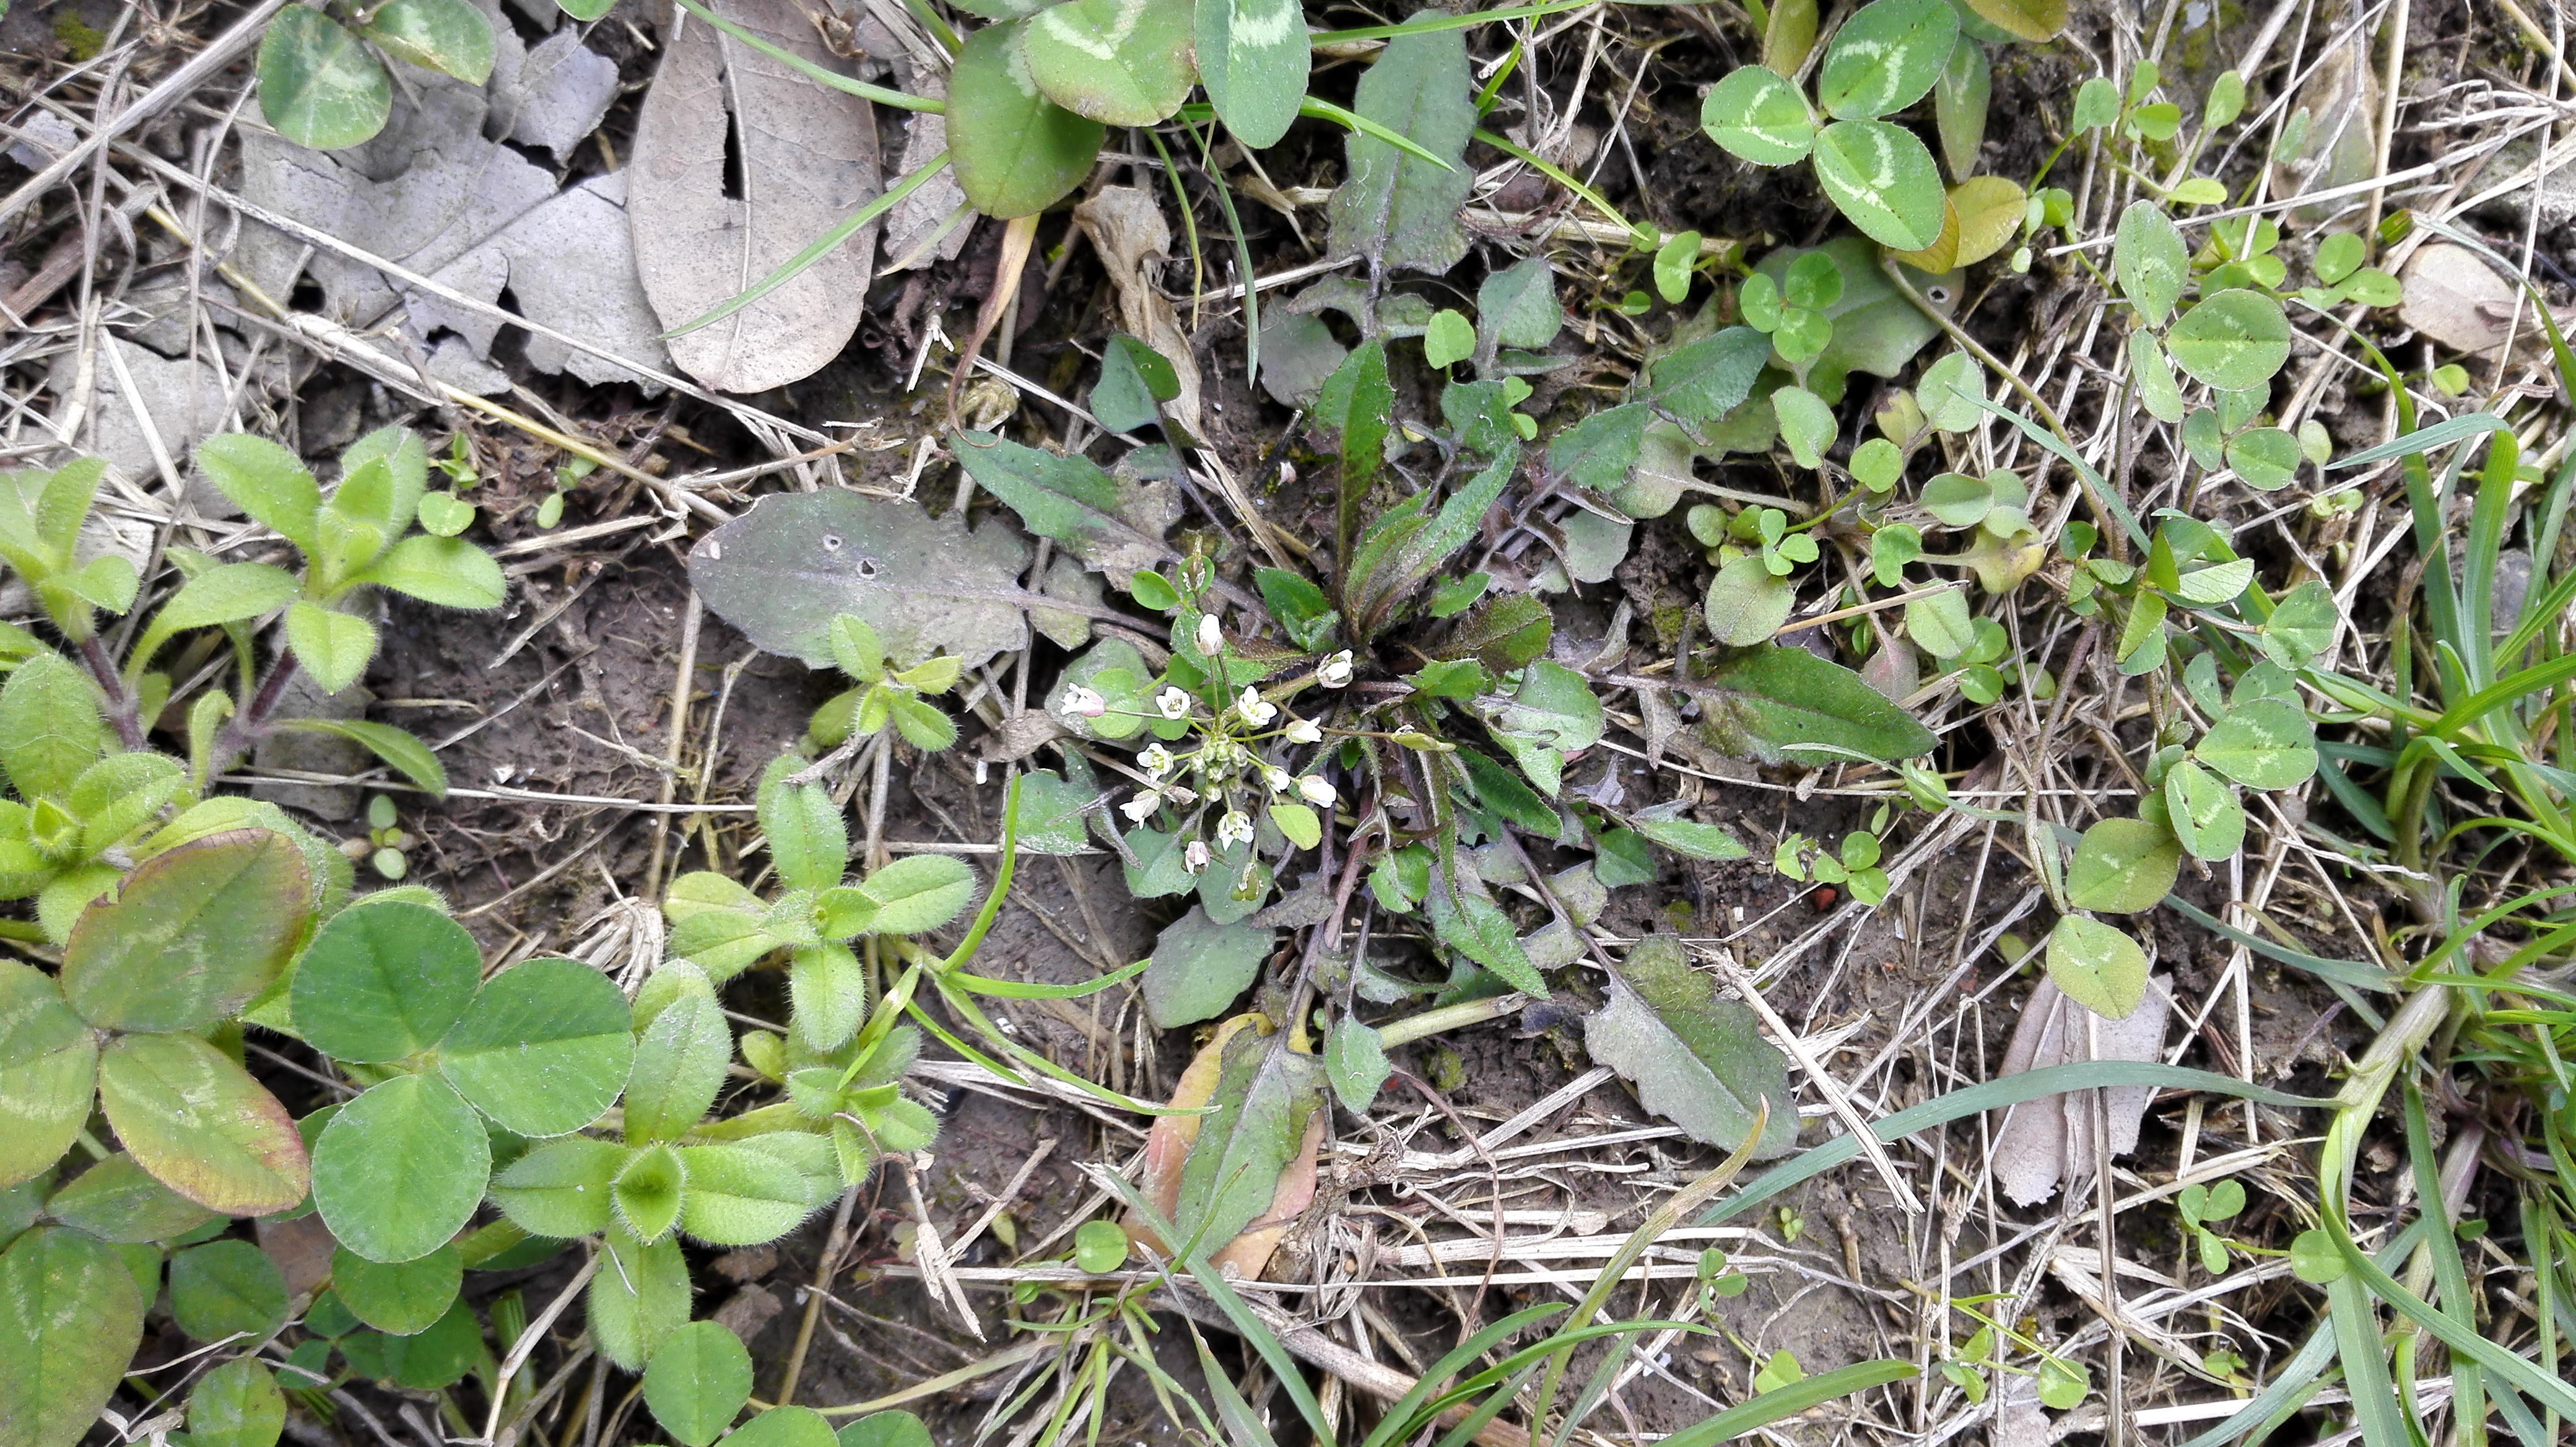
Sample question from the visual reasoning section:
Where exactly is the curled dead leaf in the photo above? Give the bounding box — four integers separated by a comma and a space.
630, 0, 881, 392
1125, 1013, 1325, 1280
1074, 188, 1204, 437
1988, 974, 2171, 1206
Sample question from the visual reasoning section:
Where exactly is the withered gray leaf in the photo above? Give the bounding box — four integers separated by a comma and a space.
687, 491, 1032, 671
1988, 974, 2172, 1207
630, 0, 882, 393
1584, 936, 1799, 1159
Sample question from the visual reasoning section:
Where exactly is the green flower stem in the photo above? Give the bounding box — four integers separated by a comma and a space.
1375, 991, 1526, 1048
1471, 128, 1648, 245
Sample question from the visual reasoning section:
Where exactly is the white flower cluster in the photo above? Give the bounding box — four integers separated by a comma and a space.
1089, 611, 1341, 873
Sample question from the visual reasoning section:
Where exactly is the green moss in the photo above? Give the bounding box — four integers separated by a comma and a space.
53, 13, 105, 60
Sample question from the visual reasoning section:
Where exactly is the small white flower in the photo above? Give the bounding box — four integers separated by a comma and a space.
1155, 686, 1191, 720
1261, 764, 1292, 794
1139, 743, 1174, 780
1317, 650, 1355, 688
1183, 840, 1211, 874
1297, 775, 1338, 808
1195, 613, 1224, 655
1216, 810, 1255, 847
1284, 717, 1322, 745
1164, 784, 1198, 806
1120, 791, 1163, 823
1061, 685, 1108, 718
1236, 686, 1277, 726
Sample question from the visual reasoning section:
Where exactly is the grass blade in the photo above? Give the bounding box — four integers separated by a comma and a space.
1652, 1360, 1918, 1447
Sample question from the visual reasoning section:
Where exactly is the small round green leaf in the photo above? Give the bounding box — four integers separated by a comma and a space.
0, 1226, 146, 1447
644, 1319, 755, 1447
257, 5, 392, 150
2043, 915, 2149, 1019
1905, 587, 1975, 658
1703, 554, 1795, 645
1772, 385, 1838, 468
1071, 1219, 1129, 1274
313, 1073, 489, 1264
437, 956, 633, 1137
98, 1032, 308, 1217
169, 1239, 289, 1344
1142, 906, 1271, 1030
1020, 0, 1196, 125
2162, 759, 2245, 861
2131, 332, 2185, 422
339, 1298, 484, 1389
1423, 308, 1475, 369
1700, 66, 1816, 165
2166, 290, 2292, 390
2112, 201, 2188, 326
289, 901, 479, 1064
1921, 471, 1992, 528
2065, 817, 2180, 914
1817, 0, 1959, 118
2196, 699, 2317, 789
719, 1404, 838, 1447
188, 1357, 287, 1447
837, 1413, 934, 1447
331, 1243, 461, 1336
2224, 427, 2302, 491
61, 828, 311, 1034
0, 961, 97, 1190
362, 0, 495, 84
1811, 120, 1947, 251
949, 20, 1107, 219
2289, 1228, 2345, 1283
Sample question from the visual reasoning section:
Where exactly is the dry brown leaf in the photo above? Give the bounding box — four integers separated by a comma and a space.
2398, 242, 2576, 364
630, 0, 882, 393
1988, 974, 2170, 1206
880, 64, 973, 274
1074, 187, 1204, 437
1125, 1013, 1322, 1280
2268, 19, 2378, 229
